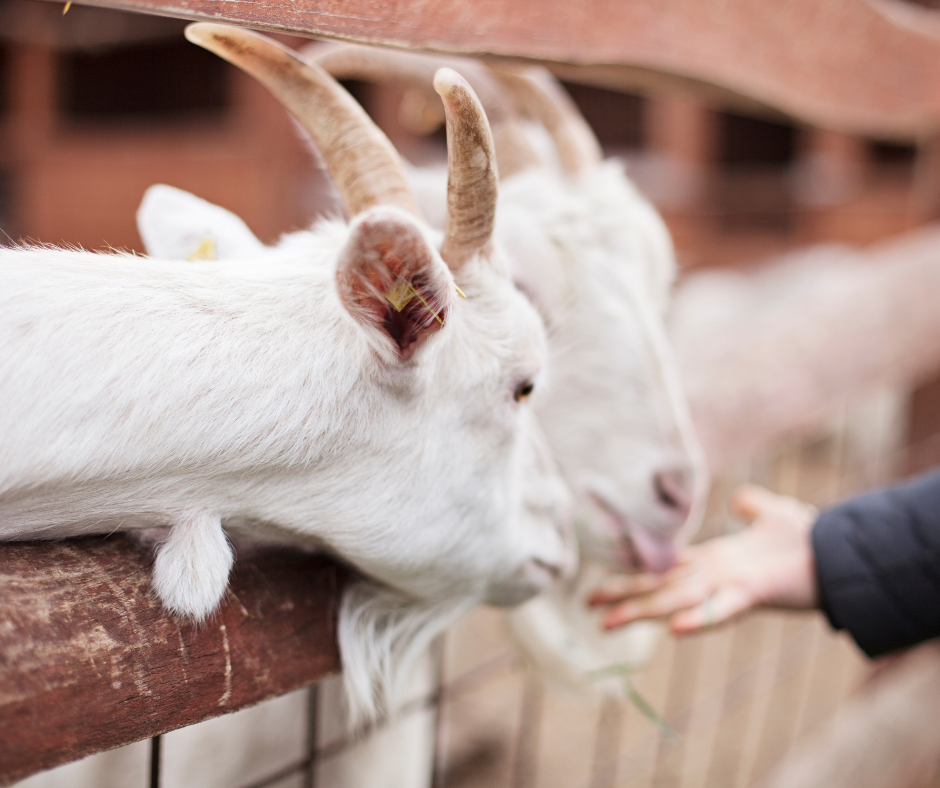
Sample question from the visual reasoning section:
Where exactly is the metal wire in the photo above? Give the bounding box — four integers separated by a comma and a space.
430, 635, 448, 788
149, 735, 161, 788
588, 698, 624, 788
237, 757, 312, 788
232, 651, 517, 788
317, 651, 517, 762
510, 675, 544, 788
303, 684, 319, 788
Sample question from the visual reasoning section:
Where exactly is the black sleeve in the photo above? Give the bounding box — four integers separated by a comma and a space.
812, 467, 940, 657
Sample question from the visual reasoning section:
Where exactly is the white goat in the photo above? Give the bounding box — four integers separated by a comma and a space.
0, 24, 575, 731
99, 52, 707, 788
307, 47, 708, 694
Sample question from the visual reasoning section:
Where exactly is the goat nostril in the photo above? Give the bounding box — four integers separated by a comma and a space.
653, 469, 693, 517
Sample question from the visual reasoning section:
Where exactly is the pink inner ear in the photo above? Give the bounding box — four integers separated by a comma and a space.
383, 273, 446, 360
337, 219, 449, 361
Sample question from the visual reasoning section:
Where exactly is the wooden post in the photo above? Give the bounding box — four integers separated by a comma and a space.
645, 96, 717, 208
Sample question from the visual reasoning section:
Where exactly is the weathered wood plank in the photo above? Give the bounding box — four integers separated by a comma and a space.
35, 0, 940, 139
0, 535, 345, 785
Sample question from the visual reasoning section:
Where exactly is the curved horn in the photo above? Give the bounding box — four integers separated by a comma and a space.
306, 42, 540, 178
434, 68, 498, 271
185, 24, 420, 219
490, 66, 602, 175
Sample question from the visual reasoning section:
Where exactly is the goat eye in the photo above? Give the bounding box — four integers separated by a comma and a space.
514, 380, 535, 402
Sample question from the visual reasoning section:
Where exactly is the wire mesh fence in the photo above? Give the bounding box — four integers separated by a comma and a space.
430, 387, 904, 788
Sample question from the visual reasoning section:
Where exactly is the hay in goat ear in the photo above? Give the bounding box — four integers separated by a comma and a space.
384, 276, 416, 312
384, 276, 444, 326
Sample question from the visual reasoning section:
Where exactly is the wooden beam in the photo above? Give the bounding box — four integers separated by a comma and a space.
34, 0, 940, 140
0, 535, 345, 785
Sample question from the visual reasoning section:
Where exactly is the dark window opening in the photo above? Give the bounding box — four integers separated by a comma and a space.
718, 112, 797, 167
869, 139, 917, 166
57, 39, 228, 124
714, 112, 797, 233
561, 82, 646, 151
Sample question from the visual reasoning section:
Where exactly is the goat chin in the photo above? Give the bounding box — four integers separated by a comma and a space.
338, 581, 473, 728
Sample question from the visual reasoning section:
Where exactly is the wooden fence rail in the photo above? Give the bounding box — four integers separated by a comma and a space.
0, 536, 345, 785
35, 0, 940, 140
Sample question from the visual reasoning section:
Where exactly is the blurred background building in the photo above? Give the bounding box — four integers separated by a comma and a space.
4, 0, 937, 471
0, 0, 924, 261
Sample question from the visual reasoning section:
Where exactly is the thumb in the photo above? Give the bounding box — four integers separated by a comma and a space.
730, 484, 784, 521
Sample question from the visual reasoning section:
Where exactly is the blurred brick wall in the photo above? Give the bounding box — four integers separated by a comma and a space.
0, 6, 330, 252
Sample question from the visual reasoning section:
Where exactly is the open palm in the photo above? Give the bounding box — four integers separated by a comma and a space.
590, 485, 819, 633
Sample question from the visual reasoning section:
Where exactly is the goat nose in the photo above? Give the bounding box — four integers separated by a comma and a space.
653, 467, 693, 520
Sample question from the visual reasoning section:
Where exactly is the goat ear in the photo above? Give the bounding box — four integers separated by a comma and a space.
137, 185, 265, 260
336, 208, 455, 361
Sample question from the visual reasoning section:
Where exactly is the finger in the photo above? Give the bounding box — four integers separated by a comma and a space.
589, 565, 691, 606
729, 484, 783, 520
589, 573, 669, 605
603, 580, 708, 629
731, 485, 817, 528
668, 585, 753, 633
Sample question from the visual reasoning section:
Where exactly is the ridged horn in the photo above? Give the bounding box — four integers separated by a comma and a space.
306, 42, 540, 178
434, 68, 498, 271
490, 66, 603, 175
185, 23, 420, 219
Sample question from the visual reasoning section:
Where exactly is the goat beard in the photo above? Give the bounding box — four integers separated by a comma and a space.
338, 580, 473, 729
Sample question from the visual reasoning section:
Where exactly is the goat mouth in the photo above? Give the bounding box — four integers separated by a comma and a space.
586, 493, 677, 574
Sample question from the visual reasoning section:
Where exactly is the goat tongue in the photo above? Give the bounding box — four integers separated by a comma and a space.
627, 526, 677, 574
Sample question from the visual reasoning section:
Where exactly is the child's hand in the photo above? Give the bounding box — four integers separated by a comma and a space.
589, 485, 819, 633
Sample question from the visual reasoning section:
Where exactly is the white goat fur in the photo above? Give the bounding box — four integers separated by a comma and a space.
0, 203, 573, 725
